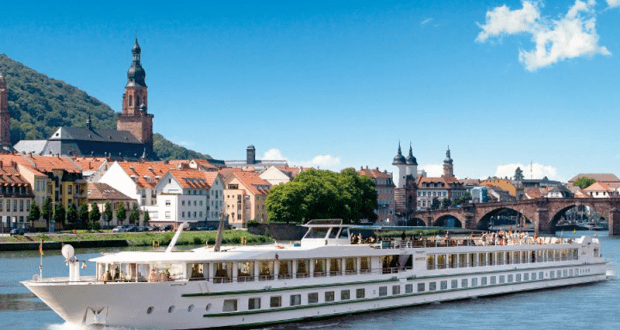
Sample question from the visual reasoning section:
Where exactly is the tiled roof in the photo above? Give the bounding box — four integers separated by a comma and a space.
167, 169, 213, 189
117, 161, 178, 188
0, 164, 31, 187
275, 166, 304, 179
203, 172, 221, 186
418, 176, 463, 189
568, 173, 620, 183
72, 157, 108, 171
87, 182, 135, 201
229, 171, 271, 195
192, 159, 220, 171
583, 181, 614, 192
358, 167, 392, 180
49, 127, 140, 144
219, 167, 244, 180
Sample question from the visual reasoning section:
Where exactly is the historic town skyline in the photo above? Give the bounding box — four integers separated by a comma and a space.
2, 1, 620, 181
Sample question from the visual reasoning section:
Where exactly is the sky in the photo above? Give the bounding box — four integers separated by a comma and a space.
1, 0, 620, 182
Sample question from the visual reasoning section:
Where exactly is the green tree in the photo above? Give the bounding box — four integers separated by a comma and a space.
103, 202, 113, 227
66, 203, 78, 226
28, 201, 41, 225
574, 177, 596, 189
116, 203, 127, 225
514, 167, 524, 182
431, 198, 441, 210
78, 203, 89, 228
441, 198, 452, 209
53, 203, 65, 226
89, 202, 101, 225
130, 203, 140, 224
266, 168, 377, 224
41, 198, 52, 229
143, 211, 150, 225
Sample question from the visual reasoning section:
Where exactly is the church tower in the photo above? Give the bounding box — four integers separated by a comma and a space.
392, 142, 417, 222
442, 146, 454, 178
117, 38, 154, 149
0, 72, 10, 148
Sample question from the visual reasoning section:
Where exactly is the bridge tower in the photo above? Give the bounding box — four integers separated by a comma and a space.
392, 142, 416, 223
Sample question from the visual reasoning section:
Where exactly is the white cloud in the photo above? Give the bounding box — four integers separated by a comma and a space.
421, 18, 434, 26
476, 0, 610, 71
293, 155, 341, 169
607, 0, 620, 8
492, 162, 564, 181
419, 164, 443, 177
261, 148, 341, 170
261, 148, 286, 160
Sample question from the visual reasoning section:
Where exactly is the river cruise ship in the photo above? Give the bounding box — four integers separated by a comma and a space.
22, 219, 611, 329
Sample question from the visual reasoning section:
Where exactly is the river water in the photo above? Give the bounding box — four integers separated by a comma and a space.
1, 231, 618, 330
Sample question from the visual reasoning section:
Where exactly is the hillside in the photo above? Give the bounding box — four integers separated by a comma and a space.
0, 54, 209, 160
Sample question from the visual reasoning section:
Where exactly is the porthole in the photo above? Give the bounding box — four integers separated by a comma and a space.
168, 305, 175, 313
206, 303, 211, 311
188, 304, 194, 312
146, 306, 154, 314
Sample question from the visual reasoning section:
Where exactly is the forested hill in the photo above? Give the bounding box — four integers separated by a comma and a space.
0, 54, 209, 160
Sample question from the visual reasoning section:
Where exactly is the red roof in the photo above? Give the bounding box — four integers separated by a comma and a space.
167, 169, 215, 189
87, 182, 135, 201
583, 181, 615, 192
117, 161, 178, 188
229, 171, 271, 195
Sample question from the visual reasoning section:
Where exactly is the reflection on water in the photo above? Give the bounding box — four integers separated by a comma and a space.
0, 292, 48, 311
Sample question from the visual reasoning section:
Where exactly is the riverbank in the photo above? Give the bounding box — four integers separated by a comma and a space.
0, 230, 273, 252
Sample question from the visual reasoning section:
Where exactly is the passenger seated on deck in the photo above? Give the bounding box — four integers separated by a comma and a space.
102, 270, 111, 282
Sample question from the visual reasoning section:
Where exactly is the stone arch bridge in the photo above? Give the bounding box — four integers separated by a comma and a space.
411, 198, 620, 235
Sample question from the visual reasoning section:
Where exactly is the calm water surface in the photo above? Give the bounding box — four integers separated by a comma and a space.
1, 232, 618, 330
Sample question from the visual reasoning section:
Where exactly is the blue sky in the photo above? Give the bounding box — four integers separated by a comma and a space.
1, 0, 620, 181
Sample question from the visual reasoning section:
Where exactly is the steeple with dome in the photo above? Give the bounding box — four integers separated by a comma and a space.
117, 38, 154, 151
442, 146, 454, 178
392, 141, 417, 223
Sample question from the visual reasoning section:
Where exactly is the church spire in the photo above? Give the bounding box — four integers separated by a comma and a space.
126, 38, 147, 88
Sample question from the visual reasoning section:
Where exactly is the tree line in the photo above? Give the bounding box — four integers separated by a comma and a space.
28, 199, 149, 230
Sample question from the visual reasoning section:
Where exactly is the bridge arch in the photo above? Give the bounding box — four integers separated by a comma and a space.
549, 202, 609, 231
408, 217, 427, 226
477, 207, 534, 231
433, 214, 463, 228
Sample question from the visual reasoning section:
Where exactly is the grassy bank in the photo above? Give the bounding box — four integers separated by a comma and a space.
0, 230, 273, 247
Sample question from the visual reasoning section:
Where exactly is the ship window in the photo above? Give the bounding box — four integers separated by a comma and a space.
345, 258, 356, 275
569, 269, 573, 277
557, 270, 562, 277
296, 260, 309, 278
550, 271, 554, 279
270, 296, 281, 308
479, 253, 486, 266
308, 292, 319, 304
168, 305, 175, 313
427, 255, 435, 270
339, 228, 349, 239
507, 275, 513, 283
405, 284, 413, 293
187, 304, 194, 312
330, 258, 341, 276
451, 280, 458, 289
539, 271, 544, 279
490, 276, 496, 284
305, 227, 329, 239
417, 283, 425, 292
437, 255, 446, 269
379, 286, 388, 297
146, 306, 154, 314
290, 294, 301, 306
524, 273, 529, 281
313, 259, 326, 277
325, 291, 335, 302
223, 299, 237, 312
429, 282, 437, 291
461, 279, 468, 288
516, 274, 521, 282
356, 288, 365, 299
392, 285, 400, 295
360, 257, 371, 273
471, 278, 478, 287
481, 277, 487, 286
440, 281, 448, 290
341, 290, 350, 300
248, 297, 261, 310
328, 228, 339, 239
